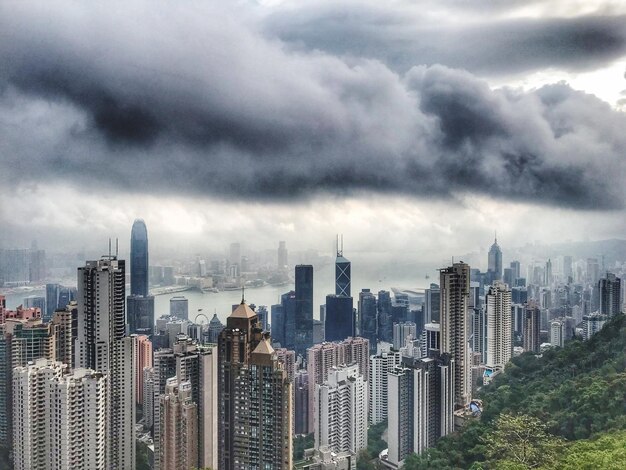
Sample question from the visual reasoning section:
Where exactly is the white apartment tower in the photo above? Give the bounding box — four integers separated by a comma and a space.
306, 337, 369, 434
485, 281, 512, 370
13, 359, 107, 470
369, 349, 402, 425
315, 364, 368, 457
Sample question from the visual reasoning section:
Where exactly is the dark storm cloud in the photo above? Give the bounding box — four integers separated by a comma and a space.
0, 0, 625, 210
265, 3, 626, 75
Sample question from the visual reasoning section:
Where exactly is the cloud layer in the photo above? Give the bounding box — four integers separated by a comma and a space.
1, 0, 625, 211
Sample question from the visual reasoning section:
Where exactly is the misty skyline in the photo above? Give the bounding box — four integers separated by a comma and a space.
1, 0, 625, 255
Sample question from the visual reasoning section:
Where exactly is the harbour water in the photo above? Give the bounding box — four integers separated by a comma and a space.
2, 260, 437, 325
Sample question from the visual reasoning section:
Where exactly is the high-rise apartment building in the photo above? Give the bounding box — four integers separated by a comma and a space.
471, 307, 486, 364
294, 370, 310, 435
387, 354, 455, 467
158, 379, 198, 470
485, 281, 512, 370
218, 301, 292, 469
599, 273, 621, 316
393, 321, 416, 351
13, 359, 107, 470
153, 337, 218, 470
523, 301, 541, 353
75, 257, 136, 470
440, 262, 471, 408
369, 348, 402, 425
306, 337, 369, 434
136, 335, 153, 405
315, 364, 367, 458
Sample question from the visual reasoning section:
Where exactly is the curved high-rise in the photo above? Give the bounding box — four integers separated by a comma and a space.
131, 219, 149, 296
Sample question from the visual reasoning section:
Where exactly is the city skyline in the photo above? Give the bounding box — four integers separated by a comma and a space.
1, 1, 626, 257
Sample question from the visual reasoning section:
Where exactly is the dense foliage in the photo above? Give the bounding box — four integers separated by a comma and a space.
293, 433, 314, 461
357, 420, 388, 470
404, 313, 626, 469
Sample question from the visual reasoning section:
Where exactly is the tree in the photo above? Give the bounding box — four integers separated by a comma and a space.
483, 414, 563, 469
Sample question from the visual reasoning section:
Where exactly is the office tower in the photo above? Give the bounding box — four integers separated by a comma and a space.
440, 262, 471, 408
271, 303, 285, 345
377, 290, 393, 342
169, 296, 189, 320
471, 307, 486, 364
23, 295, 45, 313
587, 258, 600, 286
545, 259, 553, 286
131, 219, 149, 296
315, 364, 367, 457
158, 379, 198, 470
393, 321, 416, 351
294, 370, 309, 435
45, 283, 60, 320
369, 349, 402, 425
485, 282, 512, 370
75, 257, 136, 470
422, 322, 441, 357
57, 287, 77, 310
599, 273, 621, 316
295, 265, 314, 355
207, 313, 224, 343
278, 241, 288, 270
510, 261, 521, 282
229, 242, 241, 276
278, 290, 296, 349
582, 313, 608, 340
218, 301, 292, 469
511, 286, 528, 304
325, 294, 354, 342
136, 335, 153, 405
522, 301, 541, 353
13, 359, 107, 470
153, 338, 218, 470
128, 295, 155, 335
503, 268, 513, 288
358, 289, 378, 352
256, 305, 269, 331
563, 256, 573, 282
51, 304, 77, 368
425, 284, 440, 324
335, 238, 351, 297
306, 337, 370, 434
487, 236, 503, 281
387, 354, 455, 467
312, 319, 324, 344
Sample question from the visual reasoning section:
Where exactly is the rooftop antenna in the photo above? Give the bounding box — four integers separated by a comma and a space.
115, 238, 119, 259
495, 230, 498, 244
108, 238, 112, 258
341, 234, 344, 255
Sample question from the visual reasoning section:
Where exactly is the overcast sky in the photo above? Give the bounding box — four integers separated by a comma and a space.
1, 0, 625, 261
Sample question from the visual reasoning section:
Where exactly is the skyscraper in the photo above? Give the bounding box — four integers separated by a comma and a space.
218, 301, 292, 469
169, 296, 189, 320
487, 236, 503, 281
359, 289, 378, 352
75, 257, 136, 470
278, 241, 288, 270
485, 281, 512, 370
159, 379, 198, 470
12, 359, 107, 470
425, 284, 441, 324
369, 348, 402, 425
130, 219, 149, 297
128, 295, 155, 335
335, 238, 351, 297
324, 295, 354, 342
440, 262, 471, 408
314, 364, 368, 458
295, 265, 314, 355
387, 354, 455, 467
523, 301, 541, 353
377, 290, 393, 342
599, 273, 621, 316
393, 321, 416, 351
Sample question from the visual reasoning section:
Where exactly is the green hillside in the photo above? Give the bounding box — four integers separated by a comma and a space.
403, 313, 626, 469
